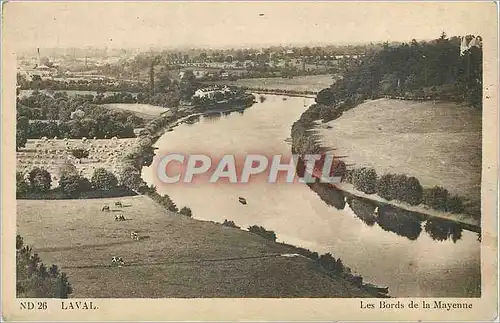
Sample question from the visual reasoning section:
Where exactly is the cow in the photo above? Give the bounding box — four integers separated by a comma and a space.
101, 205, 110, 212
115, 201, 123, 208
130, 231, 139, 241
115, 214, 125, 221
111, 256, 125, 267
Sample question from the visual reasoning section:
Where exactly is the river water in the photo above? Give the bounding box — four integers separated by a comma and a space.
142, 94, 480, 297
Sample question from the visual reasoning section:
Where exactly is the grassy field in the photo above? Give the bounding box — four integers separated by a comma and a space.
17, 138, 137, 188
101, 103, 171, 120
17, 196, 371, 298
317, 98, 482, 207
206, 75, 335, 93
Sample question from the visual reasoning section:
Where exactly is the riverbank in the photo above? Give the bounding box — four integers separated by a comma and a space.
335, 183, 480, 232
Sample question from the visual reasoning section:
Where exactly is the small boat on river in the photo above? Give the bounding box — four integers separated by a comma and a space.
238, 197, 247, 205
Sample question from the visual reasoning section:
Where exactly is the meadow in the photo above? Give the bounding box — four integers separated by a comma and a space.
100, 103, 171, 120
206, 74, 336, 93
17, 196, 371, 298
317, 98, 482, 209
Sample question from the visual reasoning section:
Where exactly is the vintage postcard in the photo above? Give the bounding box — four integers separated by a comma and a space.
1, 1, 498, 321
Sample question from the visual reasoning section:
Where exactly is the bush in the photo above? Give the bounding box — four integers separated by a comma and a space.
422, 186, 449, 211
179, 206, 192, 217
16, 235, 72, 298
91, 168, 118, 191
71, 149, 89, 160
59, 174, 91, 197
445, 195, 465, 214
28, 167, 52, 192
247, 225, 277, 242
222, 219, 240, 229
352, 167, 377, 194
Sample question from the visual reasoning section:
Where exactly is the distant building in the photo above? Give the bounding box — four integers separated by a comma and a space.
193, 85, 231, 99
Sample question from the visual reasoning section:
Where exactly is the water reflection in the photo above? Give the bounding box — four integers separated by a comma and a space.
307, 182, 346, 210
425, 218, 463, 243
376, 205, 424, 241
308, 182, 466, 243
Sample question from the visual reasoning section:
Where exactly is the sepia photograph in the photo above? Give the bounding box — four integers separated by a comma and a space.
2, 1, 498, 321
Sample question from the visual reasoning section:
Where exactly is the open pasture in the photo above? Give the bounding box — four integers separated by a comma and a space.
206, 74, 336, 93
318, 98, 482, 206
100, 103, 171, 120
17, 196, 370, 298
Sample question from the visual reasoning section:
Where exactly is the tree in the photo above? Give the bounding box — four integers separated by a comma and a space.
16, 116, 29, 150
91, 168, 118, 191
118, 166, 143, 191
58, 160, 78, 178
179, 206, 193, 217
16, 129, 28, 150
16, 234, 72, 298
160, 194, 178, 212
352, 167, 377, 194
59, 173, 91, 197
422, 186, 449, 211
28, 167, 52, 192
16, 172, 30, 197
315, 88, 336, 105
71, 149, 89, 160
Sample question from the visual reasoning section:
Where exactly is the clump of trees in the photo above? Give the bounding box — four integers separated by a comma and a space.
15, 92, 147, 148
16, 234, 73, 298
91, 168, 118, 191
376, 174, 423, 205
59, 173, 92, 197
247, 225, 277, 242
422, 186, 465, 213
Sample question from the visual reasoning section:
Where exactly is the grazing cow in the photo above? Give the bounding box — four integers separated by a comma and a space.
111, 256, 125, 267
130, 231, 139, 241
101, 205, 110, 212
115, 214, 125, 221
115, 201, 123, 208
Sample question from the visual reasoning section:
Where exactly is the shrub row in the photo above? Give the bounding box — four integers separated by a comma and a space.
343, 167, 466, 213
247, 225, 277, 242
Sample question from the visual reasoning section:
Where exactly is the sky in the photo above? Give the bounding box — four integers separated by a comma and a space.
3, 1, 496, 51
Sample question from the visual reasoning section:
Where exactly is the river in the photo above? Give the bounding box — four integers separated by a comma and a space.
142, 94, 480, 298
